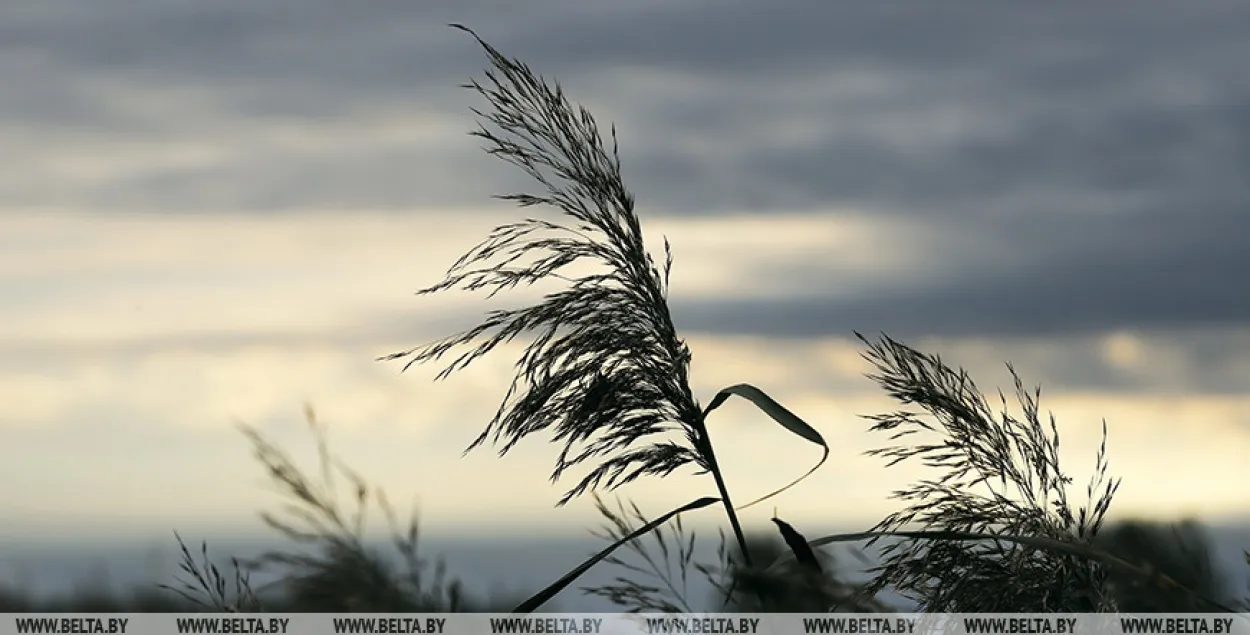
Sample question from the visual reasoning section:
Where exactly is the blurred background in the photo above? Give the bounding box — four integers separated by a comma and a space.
1, 0, 1248, 611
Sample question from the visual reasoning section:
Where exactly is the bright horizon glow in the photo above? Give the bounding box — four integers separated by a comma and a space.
3, 212, 1247, 545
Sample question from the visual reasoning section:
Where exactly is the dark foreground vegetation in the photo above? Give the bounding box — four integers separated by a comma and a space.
9, 25, 1246, 614
0, 436, 1243, 613
0, 412, 1243, 613
0, 525, 1243, 613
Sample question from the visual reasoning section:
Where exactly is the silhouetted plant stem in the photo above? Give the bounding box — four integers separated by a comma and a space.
694, 422, 753, 568
383, 27, 833, 610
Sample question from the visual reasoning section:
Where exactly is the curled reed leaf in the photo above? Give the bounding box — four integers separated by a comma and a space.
703, 384, 830, 510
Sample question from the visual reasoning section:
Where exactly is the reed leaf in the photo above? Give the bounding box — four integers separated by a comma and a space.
703, 383, 829, 510
512, 497, 720, 613
770, 516, 822, 575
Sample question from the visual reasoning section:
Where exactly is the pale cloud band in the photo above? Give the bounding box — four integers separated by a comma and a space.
3, 214, 1248, 538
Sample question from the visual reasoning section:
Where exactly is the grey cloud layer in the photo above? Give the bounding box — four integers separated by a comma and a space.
6, 0, 1248, 338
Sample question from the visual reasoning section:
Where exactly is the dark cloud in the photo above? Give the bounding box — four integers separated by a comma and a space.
672, 200, 1250, 339
672, 238, 1249, 340
5, 0, 1249, 338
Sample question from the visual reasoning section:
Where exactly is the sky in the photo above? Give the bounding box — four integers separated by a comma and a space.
2, 0, 1250, 551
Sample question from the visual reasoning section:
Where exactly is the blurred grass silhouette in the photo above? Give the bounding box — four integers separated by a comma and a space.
4, 407, 524, 613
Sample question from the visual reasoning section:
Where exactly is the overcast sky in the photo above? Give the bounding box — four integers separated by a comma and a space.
3, 1, 1249, 549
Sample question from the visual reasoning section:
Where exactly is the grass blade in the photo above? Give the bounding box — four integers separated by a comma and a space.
702, 384, 829, 510
512, 497, 720, 613
771, 516, 822, 574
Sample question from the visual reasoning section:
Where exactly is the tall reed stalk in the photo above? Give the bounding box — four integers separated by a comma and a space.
382, 25, 829, 611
